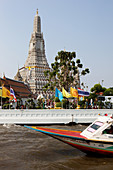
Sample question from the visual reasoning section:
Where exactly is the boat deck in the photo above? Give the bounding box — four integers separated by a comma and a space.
30, 126, 87, 139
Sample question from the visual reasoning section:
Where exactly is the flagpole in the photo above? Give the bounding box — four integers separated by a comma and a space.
62, 101, 63, 109
54, 88, 55, 109
77, 96, 79, 109
9, 85, 11, 109
1, 95, 2, 109
54, 97, 55, 109
1, 86, 2, 109
9, 96, 10, 109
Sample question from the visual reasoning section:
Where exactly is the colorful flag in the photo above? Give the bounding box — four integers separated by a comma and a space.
70, 87, 78, 98
78, 88, 89, 96
2, 86, 10, 98
10, 87, 17, 102
55, 88, 63, 101
62, 87, 72, 98
79, 96, 84, 101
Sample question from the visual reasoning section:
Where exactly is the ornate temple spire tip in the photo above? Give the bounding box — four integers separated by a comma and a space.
37, 9, 38, 15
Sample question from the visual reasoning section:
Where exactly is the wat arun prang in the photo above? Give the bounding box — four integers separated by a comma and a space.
15, 10, 52, 98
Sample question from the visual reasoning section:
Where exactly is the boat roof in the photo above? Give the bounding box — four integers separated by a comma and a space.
81, 115, 113, 139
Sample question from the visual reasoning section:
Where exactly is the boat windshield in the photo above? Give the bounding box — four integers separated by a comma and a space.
87, 121, 104, 133
103, 125, 113, 135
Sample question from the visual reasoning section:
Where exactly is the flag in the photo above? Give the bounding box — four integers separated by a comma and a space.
70, 87, 78, 98
10, 87, 17, 102
78, 88, 89, 96
62, 88, 72, 98
79, 96, 84, 101
2, 86, 10, 98
55, 88, 63, 101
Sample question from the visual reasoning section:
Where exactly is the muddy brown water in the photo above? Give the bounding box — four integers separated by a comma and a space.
0, 124, 113, 170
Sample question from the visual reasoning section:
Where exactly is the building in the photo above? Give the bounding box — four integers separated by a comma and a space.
0, 76, 33, 106
0, 76, 32, 98
15, 9, 51, 98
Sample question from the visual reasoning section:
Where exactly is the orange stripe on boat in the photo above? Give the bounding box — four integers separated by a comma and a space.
32, 126, 86, 139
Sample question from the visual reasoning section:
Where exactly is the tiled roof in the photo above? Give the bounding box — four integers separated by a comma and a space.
0, 76, 33, 98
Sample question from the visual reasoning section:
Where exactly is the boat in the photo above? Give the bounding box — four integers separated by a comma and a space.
24, 114, 113, 156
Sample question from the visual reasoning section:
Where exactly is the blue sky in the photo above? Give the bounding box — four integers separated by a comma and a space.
0, 0, 113, 90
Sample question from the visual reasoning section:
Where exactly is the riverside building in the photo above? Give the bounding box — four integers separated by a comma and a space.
15, 10, 52, 98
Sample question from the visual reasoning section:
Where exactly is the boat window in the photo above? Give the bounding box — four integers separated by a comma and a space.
87, 121, 104, 133
103, 126, 113, 134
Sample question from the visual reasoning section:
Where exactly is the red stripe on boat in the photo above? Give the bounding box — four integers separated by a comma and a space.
33, 127, 86, 139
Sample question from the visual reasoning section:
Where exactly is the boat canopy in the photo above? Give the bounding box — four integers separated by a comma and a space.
81, 115, 113, 139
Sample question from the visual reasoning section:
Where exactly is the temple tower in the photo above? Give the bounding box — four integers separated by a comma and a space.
15, 10, 50, 97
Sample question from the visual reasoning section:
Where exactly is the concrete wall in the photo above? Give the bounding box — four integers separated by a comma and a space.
0, 109, 113, 124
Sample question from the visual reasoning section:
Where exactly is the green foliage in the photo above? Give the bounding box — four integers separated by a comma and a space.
37, 98, 43, 109
3, 104, 10, 109
56, 102, 62, 107
43, 50, 90, 91
55, 97, 60, 102
78, 100, 85, 109
55, 99, 71, 109
97, 101, 104, 109
62, 99, 67, 109
3, 104, 9, 109
76, 59, 80, 64
70, 101, 77, 109
88, 93, 97, 100
36, 106, 42, 109
81, 70, 86, 75
85, 68, 90, 73
104, 88, 113, 96
27, 99, 36, 109
102, 87, 106, 92
91, 84, 106, 93
91, 84, 102, 93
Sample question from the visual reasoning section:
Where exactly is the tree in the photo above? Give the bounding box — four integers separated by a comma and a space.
104, 88, 113, 96
88, 93, 97, 100
26, 99, 36, 109
91, 84, 106, 94
43, 51, 90, 91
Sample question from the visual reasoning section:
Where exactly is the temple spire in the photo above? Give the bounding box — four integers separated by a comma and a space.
37, 9, 38, 15
33, 9, 41, 33
16, 9, 50, 96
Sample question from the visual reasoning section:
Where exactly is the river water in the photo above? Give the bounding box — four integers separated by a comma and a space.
0, 124, 113, 170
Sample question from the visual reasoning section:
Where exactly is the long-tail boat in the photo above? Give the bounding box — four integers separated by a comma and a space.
25, 115, 113, 156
